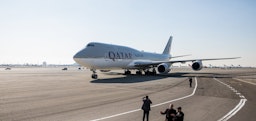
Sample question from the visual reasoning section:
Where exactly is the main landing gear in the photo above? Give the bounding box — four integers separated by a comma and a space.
136, 70, 142, 75
124, 70, 131, 75
124, 68, 157, 75
144, 68, 157, 75
91, 69, 98, 79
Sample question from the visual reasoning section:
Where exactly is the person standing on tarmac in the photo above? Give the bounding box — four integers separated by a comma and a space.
189, 77, 192, 88
160, 104, 177, 121
176, 107, 184, 121
141, 95, 152, 121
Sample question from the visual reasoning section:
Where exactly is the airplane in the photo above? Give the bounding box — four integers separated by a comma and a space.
73, 36, 239, 79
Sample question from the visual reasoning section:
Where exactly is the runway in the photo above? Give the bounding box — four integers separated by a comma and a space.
0, 67, 255, 121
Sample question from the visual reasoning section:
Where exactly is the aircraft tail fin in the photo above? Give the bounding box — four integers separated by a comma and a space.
162, 36, 172, 55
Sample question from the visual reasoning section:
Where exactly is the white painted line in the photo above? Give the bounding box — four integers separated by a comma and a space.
152, 77, 198, 107
218, 99, 243, 121
90, 77, 198, 121
218, 99, 247, 121
233, 78, 256, 86
214, 78, 247, 121
240, 96, 245, 99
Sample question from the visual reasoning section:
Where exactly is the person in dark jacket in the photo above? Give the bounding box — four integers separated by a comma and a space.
142, 96, 152, 121
160, 104, 177, 121
189, 77, 192, 88
176, 107, 184, 121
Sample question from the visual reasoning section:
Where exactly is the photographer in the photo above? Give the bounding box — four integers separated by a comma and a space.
160, 104, 177, 121
141, 95, 152, 121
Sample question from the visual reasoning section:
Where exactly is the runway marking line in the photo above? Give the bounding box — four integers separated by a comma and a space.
214, 78, 247, 121
90, 77, 198, 121
233, 78, 256, 86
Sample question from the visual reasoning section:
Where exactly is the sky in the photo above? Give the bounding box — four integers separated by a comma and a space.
0, 0, 256, 66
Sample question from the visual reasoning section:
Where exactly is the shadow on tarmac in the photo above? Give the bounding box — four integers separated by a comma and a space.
91, 71, 256, 83
91, 72, 211, 83
91, 75, 168, 83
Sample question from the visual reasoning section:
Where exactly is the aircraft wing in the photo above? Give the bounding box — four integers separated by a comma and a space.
134, 57, 240, 68
168, 57, 241, 63
169, 54, 191, 59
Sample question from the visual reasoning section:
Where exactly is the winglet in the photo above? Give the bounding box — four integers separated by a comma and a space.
162, 36, 172, 55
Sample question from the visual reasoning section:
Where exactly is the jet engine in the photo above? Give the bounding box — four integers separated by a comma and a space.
192, 60, 203, 71
157, 63, 170, 74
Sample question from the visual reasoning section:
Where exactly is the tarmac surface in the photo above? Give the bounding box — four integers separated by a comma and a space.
0, 67, 255, 121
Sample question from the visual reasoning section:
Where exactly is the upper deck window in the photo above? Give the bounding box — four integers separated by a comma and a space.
86, 44, 95, 47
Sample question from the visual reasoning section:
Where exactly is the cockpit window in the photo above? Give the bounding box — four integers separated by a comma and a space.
87, 44, 95, 47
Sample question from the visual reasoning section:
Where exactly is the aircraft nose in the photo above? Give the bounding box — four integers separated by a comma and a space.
73, 50, 85, 64
73, 52, 79, 59
73, 51, 84, 65
73, 49, 84, 59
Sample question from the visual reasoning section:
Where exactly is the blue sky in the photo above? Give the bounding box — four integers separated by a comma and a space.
0, 0, 255, 66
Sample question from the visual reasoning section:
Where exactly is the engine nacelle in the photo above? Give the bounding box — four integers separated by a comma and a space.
192, 60, 203, 71
157, 63, 170, 74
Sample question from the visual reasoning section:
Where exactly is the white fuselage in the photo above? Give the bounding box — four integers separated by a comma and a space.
73, 42, 171, 70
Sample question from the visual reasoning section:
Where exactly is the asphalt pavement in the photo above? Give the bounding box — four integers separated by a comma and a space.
0, 67, 255, 121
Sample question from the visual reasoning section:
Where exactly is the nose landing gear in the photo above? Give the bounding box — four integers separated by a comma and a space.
92, 73, 98, 79
91, 69, 98, 79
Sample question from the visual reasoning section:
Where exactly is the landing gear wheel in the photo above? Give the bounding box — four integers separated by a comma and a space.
152, 68, 157, 75
145, 70, 150, 75
124, 70, 131, 75
136, 71, 142, 75
92, 74, 98, 79
144, 68, 157, 75
91, 69, 98, 79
